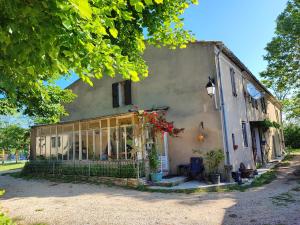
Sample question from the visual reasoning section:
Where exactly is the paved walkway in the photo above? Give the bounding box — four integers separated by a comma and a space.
0, 155, 300, 225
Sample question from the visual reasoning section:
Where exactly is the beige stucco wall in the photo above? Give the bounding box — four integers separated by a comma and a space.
63, 42, 224, 174
30, 42, 284, 176
218, 50, 283, 170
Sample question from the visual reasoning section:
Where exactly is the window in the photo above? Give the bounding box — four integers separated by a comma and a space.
261, 97, 267, 113
275, 110, 280, 123
232, 133, 238, 150
250, 97, 258, 109
242, 122, 248, 147
112, 80, 132, 108
230, 68, 237, 97
51, 136, 61, 148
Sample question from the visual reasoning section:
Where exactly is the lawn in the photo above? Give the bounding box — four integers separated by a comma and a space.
0, 162, 25, 172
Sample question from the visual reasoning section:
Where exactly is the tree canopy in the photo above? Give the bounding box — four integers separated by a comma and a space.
0, 0, 198, 123
261, 0, 300, 121
0, 122, 30, 158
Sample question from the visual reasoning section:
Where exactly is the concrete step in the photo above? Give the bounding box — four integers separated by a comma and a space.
154, 176, 189, 187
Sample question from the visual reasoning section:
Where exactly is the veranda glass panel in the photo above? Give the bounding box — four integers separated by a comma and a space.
87, 130, 93, 160
68, 134, 74, 160
94, 130, 101, 160
110, 127, 118, 159
62, 125, 73, 160
126, 126, 134, 159
45, 136, 51, 159
119, 117, 132, 126
101, 129, 108, 160
35, 137, 40, 158
88, 120, 100, 129
43, 127, 51, 159
81, 131, 88, 160
119, 126, 134, 159
101, 119, 108, 128
40, 137, 46, 159
110, 118, 116, 127
50, 127, 57, 159
62, 134, 69, 160
57, 126, 63, 160
119, 127, 126, 159
74, 132, 79, 160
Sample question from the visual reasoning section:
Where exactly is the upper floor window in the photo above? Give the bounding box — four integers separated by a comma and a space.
230, 68, 237, 97
241, 122, 248, 147
261, 97, 267, 113
275, 110, 280, 123
112, 80, 132, 108
232, 133, 238, 150
250, 97, 258, 109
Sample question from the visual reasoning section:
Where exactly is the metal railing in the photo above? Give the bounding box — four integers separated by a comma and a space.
23, 160, 145, 179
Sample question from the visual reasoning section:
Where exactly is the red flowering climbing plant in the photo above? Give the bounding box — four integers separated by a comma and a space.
134, 107, 184, 137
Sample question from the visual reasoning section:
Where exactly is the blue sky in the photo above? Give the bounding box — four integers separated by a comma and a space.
57, 0, 287, 88
184, 0, 287, 76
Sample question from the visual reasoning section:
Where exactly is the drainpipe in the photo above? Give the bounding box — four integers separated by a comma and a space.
215, 44, 231, 167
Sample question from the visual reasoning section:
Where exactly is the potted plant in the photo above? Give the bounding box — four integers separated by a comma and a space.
204, 149, 225, 184
149, 146, 162, 182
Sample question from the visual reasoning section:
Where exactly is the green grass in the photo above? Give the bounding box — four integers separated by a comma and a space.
0, 162, 25, 172
0, 189, 5, 196
286, 148, 300, 154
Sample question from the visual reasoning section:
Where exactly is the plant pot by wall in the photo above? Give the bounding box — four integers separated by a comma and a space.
150, 172, 163, 182
210, 173, 221, 184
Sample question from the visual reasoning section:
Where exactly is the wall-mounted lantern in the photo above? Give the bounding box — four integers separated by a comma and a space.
206, 77, 215, 97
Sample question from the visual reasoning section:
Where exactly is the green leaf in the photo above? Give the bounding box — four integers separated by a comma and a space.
27, 66, 34, 75
154, 0, 163, 4
86, 43, 94, 52
134, 2, 145, 12
69, 0, 92, 19
109, 27, 118, 38
129, 70, 140, 82
62, 19, 72, 30
144, 0, 153, 6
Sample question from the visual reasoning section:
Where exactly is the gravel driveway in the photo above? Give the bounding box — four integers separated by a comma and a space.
0, 155, 300, 225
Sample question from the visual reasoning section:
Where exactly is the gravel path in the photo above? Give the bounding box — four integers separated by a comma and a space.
0, 155, 300, 225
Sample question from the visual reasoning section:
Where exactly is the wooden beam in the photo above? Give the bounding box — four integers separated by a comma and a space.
124, 127, 127, 160
79, 122, 82, 160
72, 124, 75, 161
56, 126, 58, 160
99, 120, 102, 160
107, 118, 111, 160
116, 117, 119, 160
93, 129, 95, 160
86, 130, 88, 160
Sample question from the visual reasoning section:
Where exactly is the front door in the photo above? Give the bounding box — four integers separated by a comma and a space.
251, 127, 263, 164
251, 127, 257, 164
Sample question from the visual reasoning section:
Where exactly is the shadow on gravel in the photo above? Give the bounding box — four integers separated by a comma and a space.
0, 153, 299, 225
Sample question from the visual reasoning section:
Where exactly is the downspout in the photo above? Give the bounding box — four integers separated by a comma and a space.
215, 44, 231, 166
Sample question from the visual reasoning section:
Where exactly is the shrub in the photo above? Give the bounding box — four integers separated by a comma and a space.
21, 160, 142, 178
204, 149, 225, 174
149, 146, 159, 173
284, 124, 300, 148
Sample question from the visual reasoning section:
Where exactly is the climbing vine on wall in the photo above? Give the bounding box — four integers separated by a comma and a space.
257, 119, 281, 130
